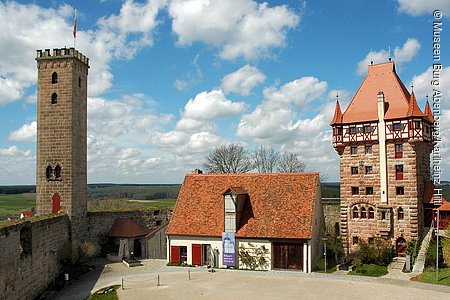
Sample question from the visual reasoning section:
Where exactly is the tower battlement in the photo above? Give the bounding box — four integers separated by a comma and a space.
36, 47, 89, 67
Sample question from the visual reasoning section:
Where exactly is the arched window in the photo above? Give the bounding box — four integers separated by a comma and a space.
52, 72, 58, 84
46, 165, 53, 180
78, 75, 82, 87
54, 164, 61, 180
398, 207, 404, 220
368, 207, 375, 219
51, 93, 57, 104
352, 206, 359, 219
361, 207, 367, 218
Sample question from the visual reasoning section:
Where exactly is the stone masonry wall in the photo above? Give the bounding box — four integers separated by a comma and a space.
323, 202, 340, 234
0, 215, 70, 300
87, 209, 171, 253
340, 139, 431, 253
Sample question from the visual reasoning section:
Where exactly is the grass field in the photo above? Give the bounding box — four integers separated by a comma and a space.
349, 264, 388, 277
0, 193, 35, 219
414, 267, 450, 286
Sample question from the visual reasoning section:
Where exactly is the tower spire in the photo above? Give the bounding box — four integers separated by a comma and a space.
330, 97, 343, 126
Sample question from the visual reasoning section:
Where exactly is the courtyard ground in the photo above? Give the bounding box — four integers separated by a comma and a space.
55, 259, 450, 300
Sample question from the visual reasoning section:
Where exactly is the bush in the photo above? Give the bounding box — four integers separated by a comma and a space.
79, 242, 96, 260
355, 238, 395, 266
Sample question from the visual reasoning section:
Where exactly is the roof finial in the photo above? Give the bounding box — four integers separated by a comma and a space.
336, 93, 339, 101
370, 49, 373, 65
426, 93, 429, 100
411, 84, 414, 93
388, 46, 391, 62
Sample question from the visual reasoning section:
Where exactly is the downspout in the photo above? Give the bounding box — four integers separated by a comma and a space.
378, 91, 388, 204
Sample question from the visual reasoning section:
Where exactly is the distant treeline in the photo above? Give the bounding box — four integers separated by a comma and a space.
1, 181, 449, 202
0, 186, 36, 194
87, 184, 181, 200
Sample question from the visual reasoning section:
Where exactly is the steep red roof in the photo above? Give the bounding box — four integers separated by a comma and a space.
330, 100, 343, 125
424, 101, 435, 122
406, 93, 424, 117
166, 173, 320, 239
342, 61, 412, 123
108, 218, 148, 238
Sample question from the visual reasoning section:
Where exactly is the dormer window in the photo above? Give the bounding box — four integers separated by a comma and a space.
223, 188, 248, 233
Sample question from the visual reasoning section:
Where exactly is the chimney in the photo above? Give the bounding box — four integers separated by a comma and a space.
377, 91, 388, 203
191, 169, 203, 175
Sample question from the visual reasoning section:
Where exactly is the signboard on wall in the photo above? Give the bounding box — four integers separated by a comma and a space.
222, 232, 236, 266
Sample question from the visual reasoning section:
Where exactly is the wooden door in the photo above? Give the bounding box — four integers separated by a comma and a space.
396, 237, 407, 256
273, 243, 303, 270
171, 246, 180, 264
52, 193, 60, 213
192, 244, 202, 266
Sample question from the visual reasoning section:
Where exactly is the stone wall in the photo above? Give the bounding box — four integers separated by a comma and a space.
323, 201, 340, 234
339, 140, 432, 253
0, 214, 70, 300
87, 209, 171, 253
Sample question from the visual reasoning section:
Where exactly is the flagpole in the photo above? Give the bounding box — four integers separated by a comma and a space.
73, 8, 77, 49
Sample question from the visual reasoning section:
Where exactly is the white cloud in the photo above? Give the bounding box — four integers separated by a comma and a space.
8, 121, 37, 142
0, 1, 165, 105
181, 89, 246, 121
237, 76, 328, 143
397, 0, 450, 17
356, 38, 421, 75
0, 146, 35, 184
168, 0, 300, 60
263, 77, 327, 108
410, 65, 450, 105
221, 65, 266, 96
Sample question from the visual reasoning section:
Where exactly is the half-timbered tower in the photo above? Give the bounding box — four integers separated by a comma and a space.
331, 61, 433, 254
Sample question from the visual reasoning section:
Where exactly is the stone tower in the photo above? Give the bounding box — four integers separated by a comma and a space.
331, 61, 433, 254
35, 48, 89, 250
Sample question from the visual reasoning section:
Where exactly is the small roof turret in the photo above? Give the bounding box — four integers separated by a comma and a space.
406, 92, 424, 117
424, 100, 435, 122
330, 100, 343, 126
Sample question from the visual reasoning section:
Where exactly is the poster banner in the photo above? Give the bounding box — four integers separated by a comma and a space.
222, 232, 236, 266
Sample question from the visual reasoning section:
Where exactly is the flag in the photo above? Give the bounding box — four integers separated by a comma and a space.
73, 9, 77, 39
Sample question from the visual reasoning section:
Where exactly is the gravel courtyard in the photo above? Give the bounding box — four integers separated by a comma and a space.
55, 259, 450, 300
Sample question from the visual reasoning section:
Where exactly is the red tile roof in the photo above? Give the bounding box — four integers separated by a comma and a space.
330, 100, 343, 125
406, 93, 424, 118
424, 101, 435, 122
108, 218, 148, 238
341, 61, 431, 124
433, 198, 450, 211
166, 173, 320, 239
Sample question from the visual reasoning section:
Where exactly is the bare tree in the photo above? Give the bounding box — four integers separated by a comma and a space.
252, 146, 280, 173
277, 152, 306, 173
203, 144, 252, 173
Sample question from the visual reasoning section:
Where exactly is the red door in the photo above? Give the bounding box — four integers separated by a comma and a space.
396, 237, 407, 257
192, 244, 202, 266
52, 193, 60, 213
171, 246, 180, 264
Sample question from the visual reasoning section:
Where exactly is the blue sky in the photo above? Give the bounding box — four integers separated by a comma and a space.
0, 0, 449, 184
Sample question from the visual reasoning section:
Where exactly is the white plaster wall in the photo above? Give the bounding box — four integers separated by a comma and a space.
238, 239, 272, 270
168, 236, 223, 267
